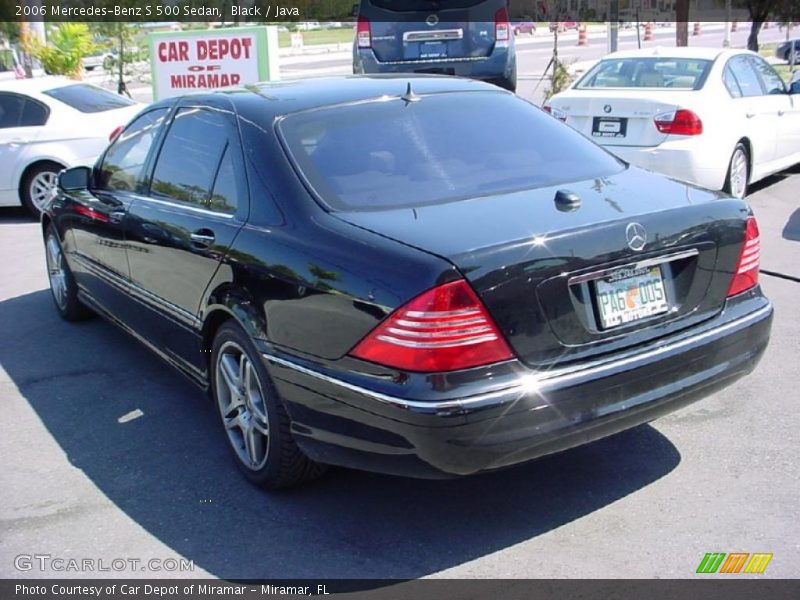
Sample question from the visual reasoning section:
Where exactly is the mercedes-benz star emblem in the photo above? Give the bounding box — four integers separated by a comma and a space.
603, 104, 612, 114
625, 222, 647, 252
426, 14, 439, 26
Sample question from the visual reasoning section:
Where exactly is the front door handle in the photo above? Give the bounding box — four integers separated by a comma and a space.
190, 229, 215, 247
778, 110, 785, 116
745, 112, 755, 118
109, 210, 126, 223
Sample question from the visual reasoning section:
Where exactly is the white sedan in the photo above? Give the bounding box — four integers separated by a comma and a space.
545, 47, 800, 198
0, 77, 142, 215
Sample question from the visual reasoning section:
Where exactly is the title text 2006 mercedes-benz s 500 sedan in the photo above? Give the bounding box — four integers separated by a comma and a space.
43, 76, 772, 489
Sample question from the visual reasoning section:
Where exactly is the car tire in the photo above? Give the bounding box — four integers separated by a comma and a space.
724, 143, 749, 199
44, 224, 93, 322
495, 69, 517, 93
211, 321, 327, 489
21, 162, 62, 217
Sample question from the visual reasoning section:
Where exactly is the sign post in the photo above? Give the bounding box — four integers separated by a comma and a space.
149, 26, 280, 101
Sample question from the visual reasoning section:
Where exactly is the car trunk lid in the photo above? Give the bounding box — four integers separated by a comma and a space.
336, 167, 746, 368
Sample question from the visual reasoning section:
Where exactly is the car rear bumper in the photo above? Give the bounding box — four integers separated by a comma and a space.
610, 143, 727, 192
262, 295, 772, 478
353, 47, 515, 82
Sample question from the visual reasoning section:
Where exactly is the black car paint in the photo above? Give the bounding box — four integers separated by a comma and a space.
44, 76, 772, 478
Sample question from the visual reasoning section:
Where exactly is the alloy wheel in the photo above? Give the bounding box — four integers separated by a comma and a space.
29, 171, 57, 213
215, 341, 270, 470
728, 147, 748, 199
45, 234, 68, 311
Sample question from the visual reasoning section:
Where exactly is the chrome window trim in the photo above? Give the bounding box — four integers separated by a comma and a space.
139, 194, 236, 219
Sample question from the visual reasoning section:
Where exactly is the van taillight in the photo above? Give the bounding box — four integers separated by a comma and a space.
495, 8, 510, 43
727, 216, 760, 297
349, 279, 514, 372
357, 16, 371, 48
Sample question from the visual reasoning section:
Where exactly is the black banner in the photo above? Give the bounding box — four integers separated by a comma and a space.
3, 580, 800, 600
0, 0, 788, 24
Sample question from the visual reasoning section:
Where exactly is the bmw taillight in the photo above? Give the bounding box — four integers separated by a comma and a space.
727, 216, 760, 297
357, 16, 371, 48
495, 8, 510, 43
349, 279, 514, 372
654, 108, 703, 135
543, 104, 567, 122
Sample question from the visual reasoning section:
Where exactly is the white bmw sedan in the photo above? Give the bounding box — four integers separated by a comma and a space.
545, 47, 800, 198
0, 77, 142, 215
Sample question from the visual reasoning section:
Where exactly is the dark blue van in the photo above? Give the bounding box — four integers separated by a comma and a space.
353, 0, 517, 91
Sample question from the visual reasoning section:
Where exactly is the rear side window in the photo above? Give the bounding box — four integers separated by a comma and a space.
279, 91, 624, 212
723, 64, 742, 98
726, 56, 763, 97
42, 84, 136, 113
150, 107, 229, 207
0, 93, 49, 128
576, 58, 712, 89
97, 109, 167, 192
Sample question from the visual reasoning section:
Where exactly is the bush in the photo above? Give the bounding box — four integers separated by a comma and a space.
24, 23, 94, 79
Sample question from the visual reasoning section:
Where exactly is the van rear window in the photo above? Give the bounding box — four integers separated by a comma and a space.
278, 90, 624, 212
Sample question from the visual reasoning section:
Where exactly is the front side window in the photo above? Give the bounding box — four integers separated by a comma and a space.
0, 93, 49, 128
726, 56, 764, 97
279, 91, 625, 212
748, 56, 786, 95
149, 107, 229, 207
96, 108, 168, 192
42, 84, 136, 113
575, 57, 712, 89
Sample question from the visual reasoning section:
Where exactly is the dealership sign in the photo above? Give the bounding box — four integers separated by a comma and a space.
149, 27, 279, 100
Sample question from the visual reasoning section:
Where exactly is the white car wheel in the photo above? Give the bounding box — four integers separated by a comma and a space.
726, 144, 749, 199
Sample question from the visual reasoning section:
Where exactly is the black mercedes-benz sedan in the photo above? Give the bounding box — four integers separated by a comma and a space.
42, 76, 772, 489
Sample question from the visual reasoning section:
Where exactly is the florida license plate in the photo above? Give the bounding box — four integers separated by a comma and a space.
594, 265, 669, 329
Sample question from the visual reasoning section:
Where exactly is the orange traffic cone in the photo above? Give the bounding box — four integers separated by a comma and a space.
693, 22, 701, 36
731, 21, 737, 32
644, 22, 653, 41
577, 25, 588, 46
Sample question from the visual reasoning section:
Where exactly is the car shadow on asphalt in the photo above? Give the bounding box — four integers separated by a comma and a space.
782, 209, 800, 242
0, 290, 682, 580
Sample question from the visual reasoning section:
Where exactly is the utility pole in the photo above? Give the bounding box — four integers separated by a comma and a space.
723, 0, 732, 47
609, 0, 619, 53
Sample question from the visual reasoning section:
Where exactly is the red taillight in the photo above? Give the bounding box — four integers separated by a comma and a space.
349, 279, 514, 372
495, 7, 510, 43
109, 125, 123, 142
727, 216, 760, 297
357, 16, 371, 48
543, 104, 567, 122
654, 108, 703, 135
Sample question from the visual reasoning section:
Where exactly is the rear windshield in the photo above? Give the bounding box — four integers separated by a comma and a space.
575, 58, 713, 90
42, 84, 136, 113
279, 91, 624, 212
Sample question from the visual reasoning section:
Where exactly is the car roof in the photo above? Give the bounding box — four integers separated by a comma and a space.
0, 76, 85, 95
602, 46, 753, 61
172, 75, 503, 123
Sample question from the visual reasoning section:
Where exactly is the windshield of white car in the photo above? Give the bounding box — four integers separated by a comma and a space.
575, 58, 713, 90
42, 84, 136, 113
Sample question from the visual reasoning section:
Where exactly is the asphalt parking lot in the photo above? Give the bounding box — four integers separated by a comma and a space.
0, 168, 798, 579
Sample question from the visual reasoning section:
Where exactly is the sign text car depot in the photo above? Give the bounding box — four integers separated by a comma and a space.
149, 27, 279, 100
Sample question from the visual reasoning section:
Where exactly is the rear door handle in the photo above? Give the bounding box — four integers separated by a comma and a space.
745, 112, 755, 118
190, 229, 215, 247
778, 110, 785, 116
109, 210, 126, 223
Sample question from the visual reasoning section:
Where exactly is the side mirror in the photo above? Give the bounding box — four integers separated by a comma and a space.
790, 80, 800, 95
58, 166, 91, 192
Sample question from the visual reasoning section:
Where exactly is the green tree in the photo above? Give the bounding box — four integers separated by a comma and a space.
24, 22, 94, 79
90, 22, 138, 97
